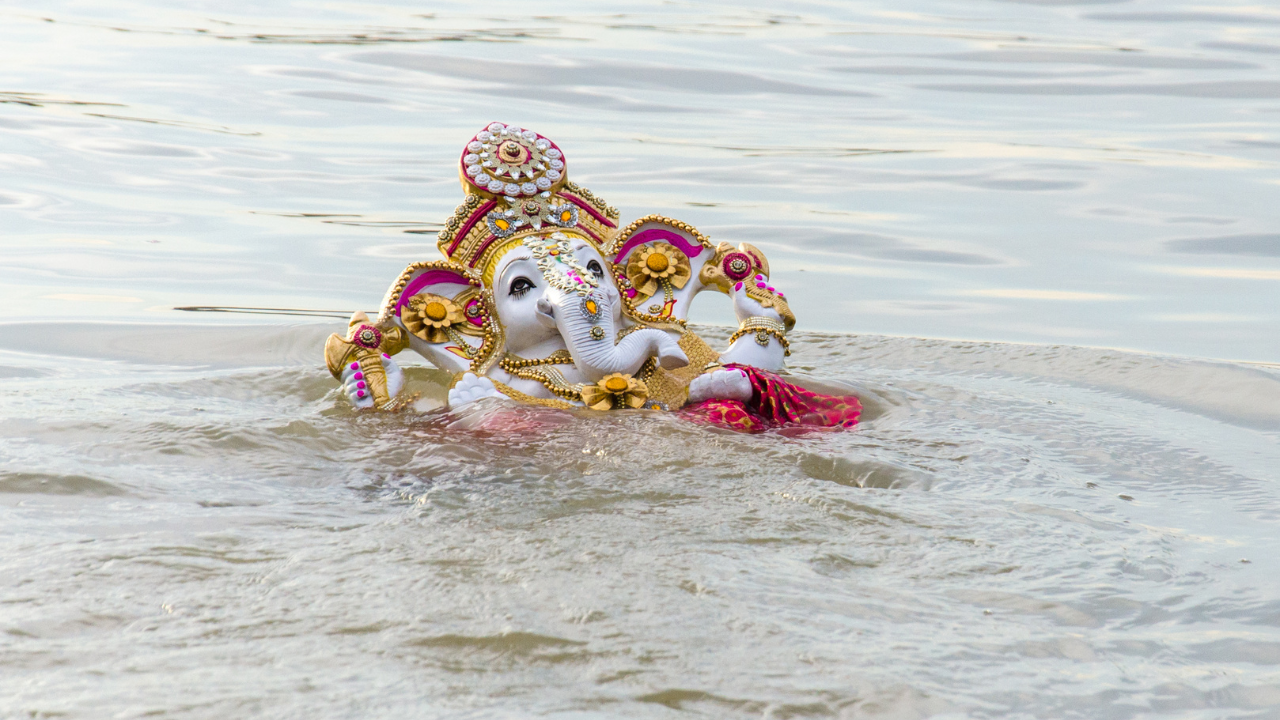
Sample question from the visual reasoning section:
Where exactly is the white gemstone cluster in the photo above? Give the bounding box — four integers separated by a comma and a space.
463, 122, 565, 197
524, 232, 598, 297
485, 195, 579, 238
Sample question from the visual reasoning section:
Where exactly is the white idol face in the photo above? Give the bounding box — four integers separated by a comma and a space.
493, 246, 554, 355
491, 233, 613, 356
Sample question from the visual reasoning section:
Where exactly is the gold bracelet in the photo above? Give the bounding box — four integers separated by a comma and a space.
727, 317, 790, 356
739, 316, 786, 333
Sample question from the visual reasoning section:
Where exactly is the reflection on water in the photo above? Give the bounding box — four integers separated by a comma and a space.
2, 0, 1280, 716
0, 0, 1277, 360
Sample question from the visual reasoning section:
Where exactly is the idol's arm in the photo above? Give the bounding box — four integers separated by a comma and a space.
326, 260, 507, 411
326, 309, 505, 410
718, 276, 792, 371
683, 241, 795, 404
686, 276, 793, 403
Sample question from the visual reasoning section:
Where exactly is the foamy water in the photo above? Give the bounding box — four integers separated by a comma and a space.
2, 1, 1279, 717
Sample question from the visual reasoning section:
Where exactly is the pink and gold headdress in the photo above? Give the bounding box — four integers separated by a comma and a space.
435, 122, 622, 284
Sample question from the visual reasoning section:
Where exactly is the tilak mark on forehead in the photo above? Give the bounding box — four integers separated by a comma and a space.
524, 232, 599, 298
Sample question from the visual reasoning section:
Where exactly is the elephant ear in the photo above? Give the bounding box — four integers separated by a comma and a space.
378, 260, 502, 375
607, 215, 716, 323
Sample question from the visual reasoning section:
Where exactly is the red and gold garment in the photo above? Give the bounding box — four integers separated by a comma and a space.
680, 364, 862, 433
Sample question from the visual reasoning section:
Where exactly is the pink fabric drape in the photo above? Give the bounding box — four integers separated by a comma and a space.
680, 364, 862, 433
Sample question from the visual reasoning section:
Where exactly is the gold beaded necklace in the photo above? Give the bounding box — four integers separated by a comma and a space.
499, 349, 573, 369
498, 350, 583, 401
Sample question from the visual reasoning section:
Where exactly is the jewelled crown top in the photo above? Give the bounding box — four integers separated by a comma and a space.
459, 122, 567, 198
438, 122, 620, 279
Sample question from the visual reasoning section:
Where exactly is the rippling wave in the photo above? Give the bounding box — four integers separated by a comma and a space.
2, 0, 1279, 716
1, 322, 1277, 716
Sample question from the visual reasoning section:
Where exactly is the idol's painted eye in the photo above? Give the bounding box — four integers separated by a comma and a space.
509, 277, 535, 298
587, 260, 604, 280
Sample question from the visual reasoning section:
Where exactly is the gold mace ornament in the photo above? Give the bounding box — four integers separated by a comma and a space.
324, 311, 406, 409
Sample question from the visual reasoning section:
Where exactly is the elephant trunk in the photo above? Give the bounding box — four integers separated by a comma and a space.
540, 287, 687, 383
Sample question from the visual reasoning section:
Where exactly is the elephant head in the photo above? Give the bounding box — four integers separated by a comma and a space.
489, 230, 687, 382
363, 123, 693, 407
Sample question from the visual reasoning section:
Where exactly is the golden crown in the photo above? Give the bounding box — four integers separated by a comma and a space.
435, 122, 621, 280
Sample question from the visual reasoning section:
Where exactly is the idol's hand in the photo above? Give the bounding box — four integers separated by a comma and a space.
340, 354, 404, 410
448, 372, 504, 409
688, 367, 752, 404
722, 275, 791, 372
730, 274, 787, 325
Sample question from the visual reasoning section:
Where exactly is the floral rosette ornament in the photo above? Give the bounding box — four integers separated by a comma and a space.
722, 252, 754, 282
460, 122, 566, 198
698, 241, 770, 294
461, 123, 580, 238
352, 323, 383, 350
401, 293, 466, 344
580, 373, 649, 411
626, 242, 691, 299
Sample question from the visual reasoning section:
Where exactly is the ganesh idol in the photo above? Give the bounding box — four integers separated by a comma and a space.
323, 123, 861, 432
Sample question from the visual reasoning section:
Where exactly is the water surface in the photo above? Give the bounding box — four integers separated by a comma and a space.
2, 1, 1280, 717
3, 324, 1280, 717
2, 0, 1278, 358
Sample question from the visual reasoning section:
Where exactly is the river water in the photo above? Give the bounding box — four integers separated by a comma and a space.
2, 1, 1280, 718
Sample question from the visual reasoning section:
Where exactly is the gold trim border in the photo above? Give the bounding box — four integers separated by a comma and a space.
606, 214, 714, 259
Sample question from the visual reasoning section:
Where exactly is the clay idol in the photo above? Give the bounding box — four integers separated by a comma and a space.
325, 123, 860, 432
